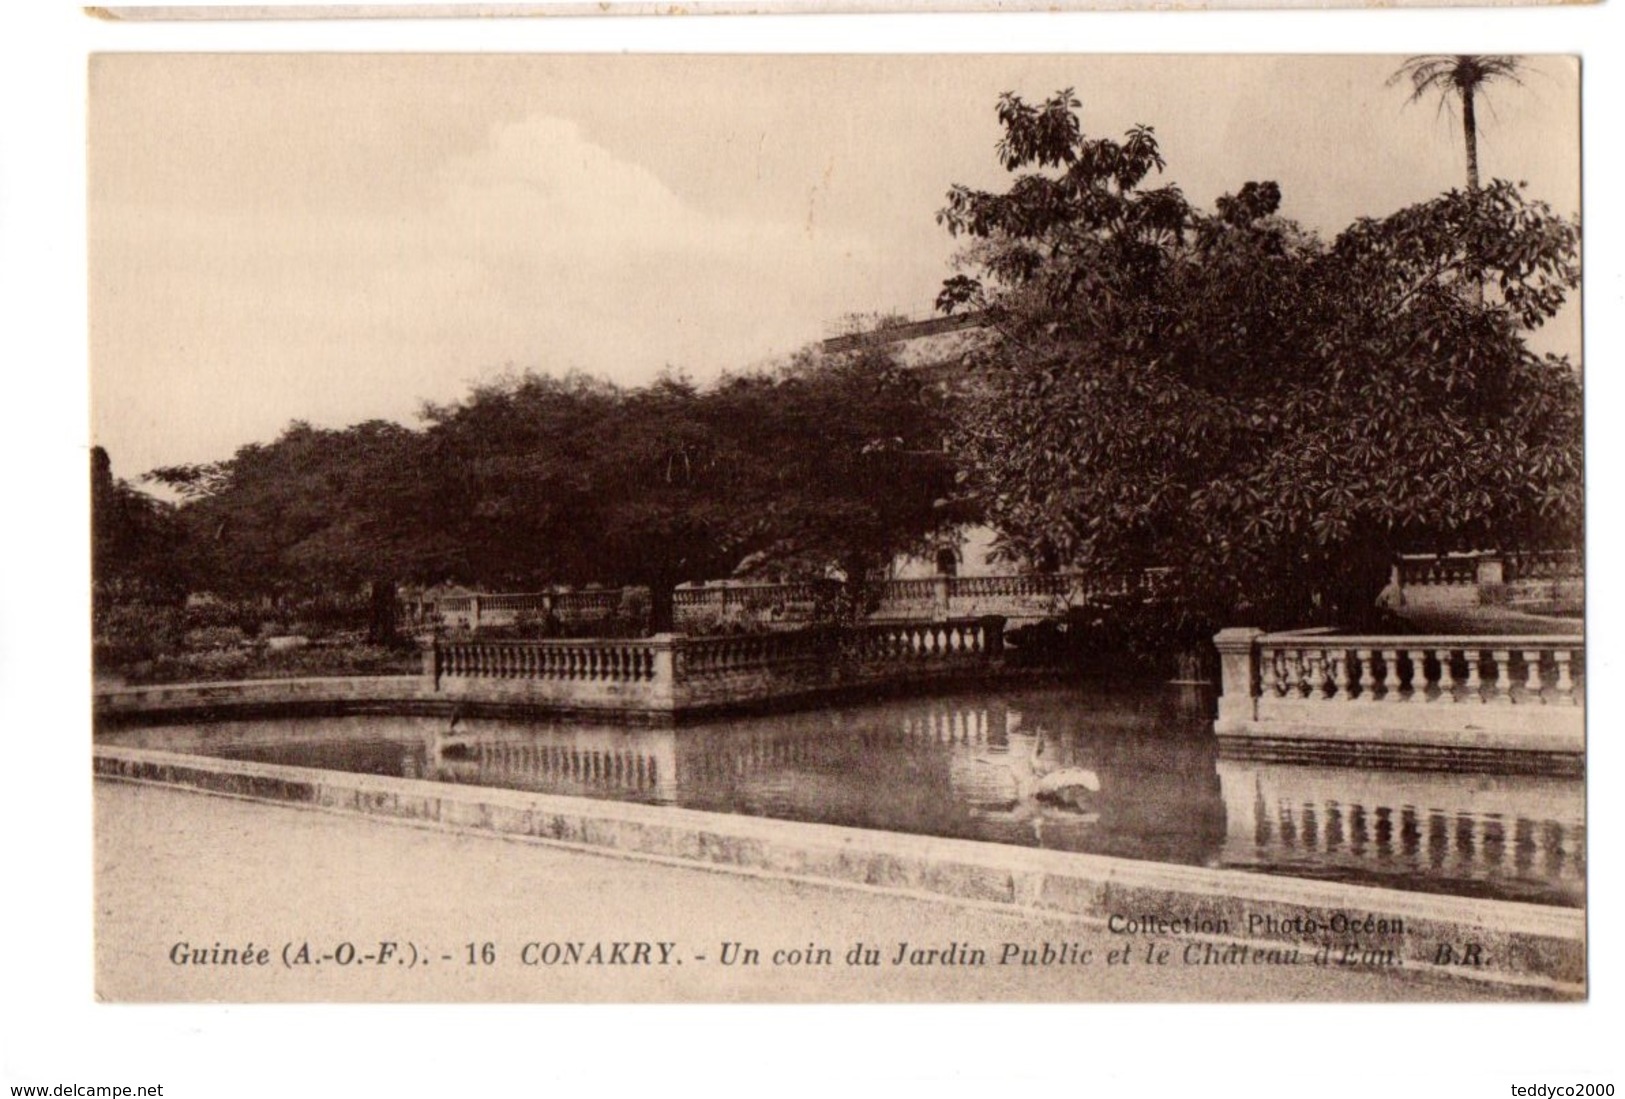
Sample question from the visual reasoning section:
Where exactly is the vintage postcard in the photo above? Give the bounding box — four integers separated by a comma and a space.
88, 53, 1584, 1011
87, 0, 1602, 17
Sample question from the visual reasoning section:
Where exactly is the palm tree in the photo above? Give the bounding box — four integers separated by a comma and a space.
1389, 55, 1526, 192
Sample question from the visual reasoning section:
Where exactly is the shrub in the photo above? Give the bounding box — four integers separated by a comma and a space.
183, 625, 248, 650
94, 602, 184, 670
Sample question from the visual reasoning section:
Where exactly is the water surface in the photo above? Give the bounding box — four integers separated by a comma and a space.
101, 683, 1584, 907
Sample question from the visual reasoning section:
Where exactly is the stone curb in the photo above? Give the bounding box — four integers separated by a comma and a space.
94, 745, 1585, 996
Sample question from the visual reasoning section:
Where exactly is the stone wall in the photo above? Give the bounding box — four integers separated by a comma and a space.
95, 745, 1586, 995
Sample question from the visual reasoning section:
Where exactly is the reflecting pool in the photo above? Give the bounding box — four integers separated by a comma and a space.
100, 683, 1584, 907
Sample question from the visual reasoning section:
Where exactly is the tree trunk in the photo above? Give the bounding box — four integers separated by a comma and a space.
368, 579, 398, 644
840, 553, 877, 623
1461, 87, 1486, 306
1462, 87, 1480, 192
648, 582, 676, 635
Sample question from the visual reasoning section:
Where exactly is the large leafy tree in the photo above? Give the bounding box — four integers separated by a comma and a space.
416, 372, 625, 589
936, 90, 1581, 632
421, 353, 963, 631
710, 346, 972, 610
149, 419, 448, 601
92, 446, 185, 607
138, 353, 959, 634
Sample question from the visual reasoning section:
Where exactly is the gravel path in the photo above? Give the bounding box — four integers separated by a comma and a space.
96, 780, 1520, 1002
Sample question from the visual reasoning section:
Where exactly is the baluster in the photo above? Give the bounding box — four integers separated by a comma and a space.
1380, 649, 1402, 702
1463, 649, 1484, 703
1553, 650, 1577, 705
1328, 649, 1351, 701
1355, 648, 1376, 702
1402, 649, 1427, 702
1317, 649, 1337, 699
1489, 650, 1512, 704
1281, 650, 1301, 697
1434, 648, 1456, 703
1522, 650, 1546, 704
1261, 649, 1282, 697
1299, 650, 1321, 698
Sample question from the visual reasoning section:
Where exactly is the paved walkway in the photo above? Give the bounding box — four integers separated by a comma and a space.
96, 781, 1527, 1002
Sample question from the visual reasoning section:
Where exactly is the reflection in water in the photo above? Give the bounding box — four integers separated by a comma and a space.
1216, 759, 1584, 907
100, 683, 1584, 907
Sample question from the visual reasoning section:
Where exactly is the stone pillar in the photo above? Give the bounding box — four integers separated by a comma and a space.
470, 595, 483, 633
1213, 628, 1264, 733
933, 575, 951, 621
647, 634, 682, 714
980, 615, 1007, 659
422, 638, 440, 691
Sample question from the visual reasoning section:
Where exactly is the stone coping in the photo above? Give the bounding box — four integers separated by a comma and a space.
92, 670, 1036, 726
94, 745, 1585, 996
94, 676, 437, 719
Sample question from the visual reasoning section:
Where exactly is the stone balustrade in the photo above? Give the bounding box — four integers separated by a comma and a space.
1214, 627, 1584, 755
434, 639, 659, 683
1504, 550, 1585, 584
948, 574, 1059, 599
672, 579, 840, 612
1393, 550, 1582, 610
407, 589, 631, 632
1396, 554, 1482, 588
427, 636, 677, 714
409, 571, 1169, 634
426, 618, 1006, 717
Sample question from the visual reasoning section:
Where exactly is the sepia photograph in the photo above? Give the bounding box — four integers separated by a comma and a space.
81, 52, 1589, 1010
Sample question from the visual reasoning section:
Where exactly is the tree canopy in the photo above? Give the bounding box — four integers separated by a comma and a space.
92, 445, 185, 605
936, 89, 1581, 630
133, 349, 964, 632
148, 420, 448, 600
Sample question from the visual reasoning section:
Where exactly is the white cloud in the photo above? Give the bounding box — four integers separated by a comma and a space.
92, 115, 890, 474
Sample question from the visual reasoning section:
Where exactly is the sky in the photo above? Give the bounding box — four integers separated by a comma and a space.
89, 53, 1582, 478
